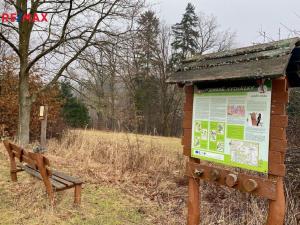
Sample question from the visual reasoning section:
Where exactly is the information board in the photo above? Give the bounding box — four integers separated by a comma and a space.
191, 83, 272, 173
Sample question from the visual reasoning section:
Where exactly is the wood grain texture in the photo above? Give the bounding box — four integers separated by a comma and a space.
269, 139, 287, 152
267, 176, 285, 225
183, 112, 193, 129
269, 151, 283, 164
268, 163, 286, 177
271, 103, 286, 115
270, 115, 288, 128
187, 158, 200, 225
270, 127, 286, 140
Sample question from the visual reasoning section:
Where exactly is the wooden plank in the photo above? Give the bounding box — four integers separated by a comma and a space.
271, 91, 288, 100
183, 146, 191, 157
272, 78, 287, 92
186, 162, 277, 200
271, 103, 286, 115
269, 151, 283, 164
52, 171, 82, 184
20, 165, 67, 189
182, 129, 192, 147
184, 101, 193, 111
269, 139, 287, 152
185, 96, 193, 105
183, 112, 193, 129
52, 175, 74, 187
21, 156, 37, 168
270, 115, 288, 128
185, 85, 194, 95
270, 127, 286, 140
10, 144, 23, 161
268, 163, 285, 177
271, 94, 289, 104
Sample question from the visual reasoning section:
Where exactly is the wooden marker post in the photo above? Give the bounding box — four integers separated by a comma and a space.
39, 105, 48, 148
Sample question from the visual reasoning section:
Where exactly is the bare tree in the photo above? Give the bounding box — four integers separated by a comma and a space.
197, 12, 235, 54
155, 24, 183, 136
0, 0, 144, 144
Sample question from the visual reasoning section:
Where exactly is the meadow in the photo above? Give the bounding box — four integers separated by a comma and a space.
0, 130, 298, 225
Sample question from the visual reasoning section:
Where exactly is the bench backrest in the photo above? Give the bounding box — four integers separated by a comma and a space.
3, 141, 54, 198
3, 141, 50, 169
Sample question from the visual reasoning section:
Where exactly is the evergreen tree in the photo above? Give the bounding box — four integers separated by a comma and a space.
60, 82, 90, 128
171, 3, 199, 66
136, 10, 160, 77
133, 10, 161, 133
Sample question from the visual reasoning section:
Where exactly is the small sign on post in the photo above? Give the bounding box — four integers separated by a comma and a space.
39, 105, 48, 149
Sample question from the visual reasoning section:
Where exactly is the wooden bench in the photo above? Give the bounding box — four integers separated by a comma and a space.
3, 140, 82, 205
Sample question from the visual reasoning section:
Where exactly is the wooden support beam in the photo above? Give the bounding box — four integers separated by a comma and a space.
186, 162, 278, 200
270, 115, 288, 128
187, 158, 200, 225
267, 176, 285, 225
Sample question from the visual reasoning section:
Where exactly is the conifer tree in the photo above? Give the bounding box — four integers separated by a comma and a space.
171, 3, 199, 66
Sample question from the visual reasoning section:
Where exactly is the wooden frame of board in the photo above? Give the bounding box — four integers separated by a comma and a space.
181, 77, 288, 225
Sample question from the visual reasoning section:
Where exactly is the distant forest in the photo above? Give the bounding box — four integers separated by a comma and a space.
1, 1, 299, 143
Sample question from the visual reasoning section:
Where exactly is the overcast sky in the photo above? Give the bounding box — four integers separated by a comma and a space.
149, 0, 300, 47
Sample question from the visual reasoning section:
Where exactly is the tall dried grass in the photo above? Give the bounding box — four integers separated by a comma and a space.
1, 129, 299, 224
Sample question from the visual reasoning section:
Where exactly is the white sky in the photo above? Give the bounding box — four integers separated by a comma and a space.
149, 0, 300, 47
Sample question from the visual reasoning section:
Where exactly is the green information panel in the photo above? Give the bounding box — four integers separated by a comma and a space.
191, 83, 272, 173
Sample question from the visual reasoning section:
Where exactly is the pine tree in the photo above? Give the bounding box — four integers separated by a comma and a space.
133, 10, 160, 133
171, 3, 199, 65
136, 10, 160, 77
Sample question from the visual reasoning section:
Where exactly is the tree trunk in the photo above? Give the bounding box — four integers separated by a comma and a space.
18, 18, 32, 145
18, 73, 31, 145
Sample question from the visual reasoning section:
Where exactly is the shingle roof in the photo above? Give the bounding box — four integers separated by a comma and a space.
167, 37, 300, 87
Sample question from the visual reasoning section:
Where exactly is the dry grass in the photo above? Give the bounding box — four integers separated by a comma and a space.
0, 129, 299, 225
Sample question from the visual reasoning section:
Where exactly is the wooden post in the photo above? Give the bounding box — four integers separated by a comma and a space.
74, 184, 82, 205
266, 176, 285, 225
40, 105, 48, 148
266, 77, 288, 225
183, 85, 201, 225
3, 141, 18, 181
188, 158, 200, 225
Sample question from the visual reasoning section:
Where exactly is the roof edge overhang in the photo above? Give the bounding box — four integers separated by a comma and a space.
167, 37, 300, 87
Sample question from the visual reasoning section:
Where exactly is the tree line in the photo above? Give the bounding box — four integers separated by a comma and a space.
0, 1, 235, 144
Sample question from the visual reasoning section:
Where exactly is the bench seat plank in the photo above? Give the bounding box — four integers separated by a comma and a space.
19, 164, 66, 190
52, 171, 83, 185
51, 175, 74, 187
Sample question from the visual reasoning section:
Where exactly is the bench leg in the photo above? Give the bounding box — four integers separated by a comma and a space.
74, 184, 82, 205
10, 170, 17, 182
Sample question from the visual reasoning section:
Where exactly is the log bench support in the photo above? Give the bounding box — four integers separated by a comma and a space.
3, 141, 83, 205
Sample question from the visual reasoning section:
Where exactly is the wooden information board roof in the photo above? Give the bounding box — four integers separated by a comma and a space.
167, 37, 300, 87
